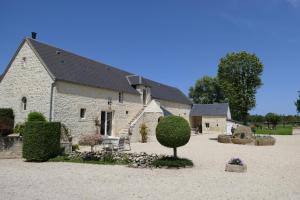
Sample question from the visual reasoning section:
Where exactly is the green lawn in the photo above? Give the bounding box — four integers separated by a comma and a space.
255, 125, 293, 135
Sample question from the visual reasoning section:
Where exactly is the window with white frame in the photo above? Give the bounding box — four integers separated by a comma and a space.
119, 92, 124, 103
80, 108, 86, 119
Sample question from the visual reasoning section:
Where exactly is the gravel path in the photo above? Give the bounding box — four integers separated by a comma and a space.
1, 134, 300, 200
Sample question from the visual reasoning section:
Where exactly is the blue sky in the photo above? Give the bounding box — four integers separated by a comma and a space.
0, 0, 299, 115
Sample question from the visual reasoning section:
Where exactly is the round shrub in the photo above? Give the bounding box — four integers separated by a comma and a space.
27, 112, 47, 122
156, 116, 191, 158
218, 134, 232, 143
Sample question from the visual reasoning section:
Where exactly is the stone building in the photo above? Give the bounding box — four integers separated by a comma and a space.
0, 37, 192, 143
190, 103, 235, 135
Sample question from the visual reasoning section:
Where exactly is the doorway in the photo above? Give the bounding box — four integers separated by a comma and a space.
100, 111, 113, 136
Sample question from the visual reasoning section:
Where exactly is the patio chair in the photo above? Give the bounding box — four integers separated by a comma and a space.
113, 137, 125, 151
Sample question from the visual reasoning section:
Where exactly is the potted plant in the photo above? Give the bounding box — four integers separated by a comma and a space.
225, 158, 247, 173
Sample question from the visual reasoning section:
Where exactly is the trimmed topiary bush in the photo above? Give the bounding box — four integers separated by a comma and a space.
156, 116, 191, 158
27, 112, 47, 122
0, 108, 14, 136
23, 122, 61, 161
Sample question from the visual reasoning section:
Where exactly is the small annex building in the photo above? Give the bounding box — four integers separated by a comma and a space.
190, 103, 235, 135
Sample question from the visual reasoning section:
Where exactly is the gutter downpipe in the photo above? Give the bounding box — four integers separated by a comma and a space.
49, 82, 55, 122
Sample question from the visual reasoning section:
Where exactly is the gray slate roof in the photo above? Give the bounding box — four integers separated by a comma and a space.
190, 103, 229, 117
25, 38, 191, 105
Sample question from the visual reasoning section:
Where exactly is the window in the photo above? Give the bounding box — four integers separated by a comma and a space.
21, 97, 27, 111
80, 108, 86, 119
205, 123, 210, 128
22, 57, 26, 68
119, 92, 124, 103
126, 111, 129, 115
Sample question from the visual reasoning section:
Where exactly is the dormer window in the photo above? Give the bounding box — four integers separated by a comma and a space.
119, 92, 124, 103
21, 97, 27, 111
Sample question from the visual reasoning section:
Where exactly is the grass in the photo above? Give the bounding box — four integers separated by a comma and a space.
48, 155, 128, 165
151, 156, 194, 168
255, 125, 292, 135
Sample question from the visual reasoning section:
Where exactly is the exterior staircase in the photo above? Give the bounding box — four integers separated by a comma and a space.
128, 106, 146, 126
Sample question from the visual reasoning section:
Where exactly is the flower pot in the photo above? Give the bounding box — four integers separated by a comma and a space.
225, 163, 247, 173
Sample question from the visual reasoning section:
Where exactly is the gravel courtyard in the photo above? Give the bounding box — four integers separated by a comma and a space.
1, 134, 300, 200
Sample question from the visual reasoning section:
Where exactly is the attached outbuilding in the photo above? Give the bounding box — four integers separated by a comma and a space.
190, 103, 236, 135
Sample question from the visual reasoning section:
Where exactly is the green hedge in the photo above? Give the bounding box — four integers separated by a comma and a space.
0, 108, 14, 136
27, 112, 47, 122
23, 122, 61, 161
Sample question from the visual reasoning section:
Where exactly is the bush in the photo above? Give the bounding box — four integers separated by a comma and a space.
27, 112, 47, 122
140, 123, 148, 143
218, 134, 231, 143
254, 136, 276, 146
23, 122, 61, 161
0, 108, 14, 136
156, 116, 191, 158
78, 133, 103, 152
72, 144, 80, 151
151, 156, 193, 168
14, 123, 25, 136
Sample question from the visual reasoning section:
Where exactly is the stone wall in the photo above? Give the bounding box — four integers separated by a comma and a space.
130, 112, 163, 143
53, 81, 143, 143
201, 116, 227, 134
0, 135, 22, 159
156, 99, 191, 123
0, 41, 54, 124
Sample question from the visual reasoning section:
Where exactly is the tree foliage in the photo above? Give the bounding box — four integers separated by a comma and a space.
265, 113, 281, 128
218, 51, 263, 123
27, 112, 47, 122
189, 76, 225, 104
295, 93, 300, 114
156, 116, 191, 158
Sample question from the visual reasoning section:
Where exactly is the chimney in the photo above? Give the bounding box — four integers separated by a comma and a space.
31, 32, 37, 39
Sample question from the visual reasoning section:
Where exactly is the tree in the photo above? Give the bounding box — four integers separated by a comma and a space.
265, 113, 281, 129
248, 115, 265, 124
79, 133, 103, 152
156, 116, 191, 158
218, 51, 263, 123
189, 76, 225, 104
295, 93, 300, 114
